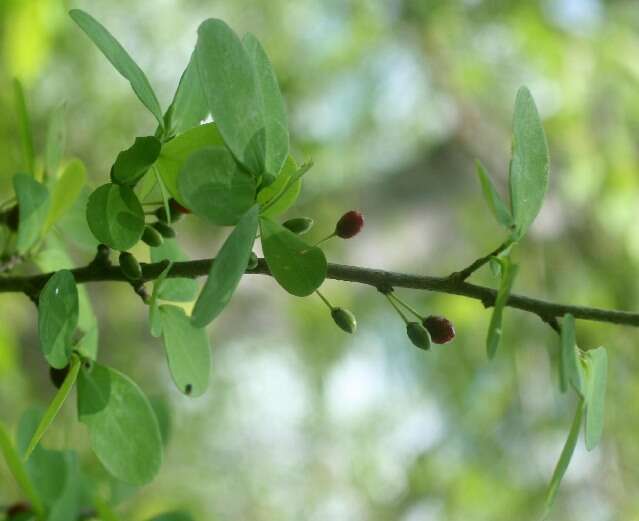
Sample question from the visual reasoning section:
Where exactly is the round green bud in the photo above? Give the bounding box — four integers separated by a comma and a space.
283, 217, 314, 235
331, 307, 357, 334
119, 251, 142, 280
247, 251, 258, 270
406, 322, 431, 350
152, 220, 176, 238
142, 225, 164, 247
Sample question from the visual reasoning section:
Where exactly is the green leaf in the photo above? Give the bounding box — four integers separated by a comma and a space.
155, 122, 225, 201
584, 346, 607, 451
45, 103, 66, 177
86, 183, 145, 250
148, 395, 172, 446
195, 19, 289, 177
13, 79, 34, 175
509, 86, 550, 240
486, 257, 518, 359
44, 158, 87, 233
111, 136, 162, 186
257, 156, 302, 217
14, 173, 50, 254
242, 32, 289, 178
150, 240, 198, 302
149, 261, 173, 338
191, 205, 259, 327
69, 9, 164, 127
177, 146, 256, 226
166, 52, 209, 136
24, 356, 81, 460
544, 399, 584, 518
46, 451, 82, 521
147, 512, 196, 521
56, 186, 100, 252
475, 160, 513, 229
77, 362, 162, 485
0, 422, 44, 516
561, 314, 584, 397
159, 305, 211, 396
260, 216, 327, 297
38, 270, 79, 369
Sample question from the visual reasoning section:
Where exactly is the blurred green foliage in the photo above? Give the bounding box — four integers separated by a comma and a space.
1, 1, 639, 520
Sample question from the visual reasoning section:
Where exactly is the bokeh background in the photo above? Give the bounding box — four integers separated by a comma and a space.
1, 0, 639, 520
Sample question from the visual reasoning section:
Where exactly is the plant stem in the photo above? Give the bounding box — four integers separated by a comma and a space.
385, 292, 410, 323
448, 239, 514, 282
315, 290, 334, 310
388, 292, 423, 320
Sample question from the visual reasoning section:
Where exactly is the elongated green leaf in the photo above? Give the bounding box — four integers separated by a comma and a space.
111, 136, 161, 186
46, 103, 66, 177
159, 305, 211, 396
77, 362, 162, 485
150, 240, 197, 302
69, 9, 164, 127
155, 122, 225, 200
13, 79, 34, 175
257, 156, 302, 217
38, 270, 79, 369
14, 173, 50, 254
24, 356, 81, 460
45, 158, 87, 233
544, 399, 584, 517
475, 160, 513, 229
0, 422, 44, 516
242, 33, 289, 177
195, 19, 288, 177
260, 216, 327, 297
149, 261, 173, 338
86, 183, 145, 250
177, 146, 256, 226
584, 346, 607, 450
47, 451, 81, 521
166, 52, 209, 136
486, 257, 518, 359
509, 86, 550, 240
561, 314, 584, 397
191, 205, 259, 327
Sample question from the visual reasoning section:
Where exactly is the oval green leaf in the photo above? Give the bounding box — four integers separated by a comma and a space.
508, 86, 550, 240
45, 103, 66, 178
45, 158, 87, 233
475, 160, 513, 229
584, 346, 607, 451
14, 173, 50, 254
77, 362, 162, 485
191, 205, 259, 327
159, 305, 211, 396
86, 183, 145, 250
69, 9, 164, 127
38, 270, 79, 369
150, 239, 198, 302
177, 146, 256, 226
111, 136, 161, 186
166, 52, 209, 136
260, 216, 327, 297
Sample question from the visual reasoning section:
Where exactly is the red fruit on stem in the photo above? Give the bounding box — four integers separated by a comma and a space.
335, 210, 364, 239
422, 315, 455, 344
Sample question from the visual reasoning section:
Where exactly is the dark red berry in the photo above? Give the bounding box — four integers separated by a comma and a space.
6, 502, 31, 518
169, 198, 191, 215
335, 210, 364, 239
49, 365, 70, 389
422, 315, 455, 344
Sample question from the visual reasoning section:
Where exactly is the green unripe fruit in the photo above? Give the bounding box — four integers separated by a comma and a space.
142, 225, 164, 247
406, 322, 431, 350
119, 251, 142, 280
331, 307, 357, 334
247, 252, 258, 270
283, 217, 314, 235
152, 220, 176, 238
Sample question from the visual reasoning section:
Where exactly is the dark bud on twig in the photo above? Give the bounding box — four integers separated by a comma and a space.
283, 217, 314, 235
422, 315, 455, 344
119, 252, 142, 281
141, 225, 164, 247
331, 307, 357, 334
152, 220, 176, 238
246, 252, 258, 270
49, 365, 70, 389
406, 322, 431, 350
335, 210, 364, 239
